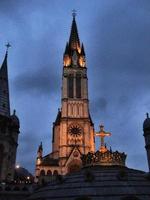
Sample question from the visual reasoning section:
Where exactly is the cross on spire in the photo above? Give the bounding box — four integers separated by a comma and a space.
72, 9, 77, 18
5, 42, 11, 53
69, 10, 80, 51
95, 125, 111, 153
146, 113, 149, 119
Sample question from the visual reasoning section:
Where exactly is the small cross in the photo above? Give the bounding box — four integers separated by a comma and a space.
95, 125, 111, 153
13, 109, 16, 115
72, 9, 77, 18
146, 113, 149, 118
5, 42, 11, 52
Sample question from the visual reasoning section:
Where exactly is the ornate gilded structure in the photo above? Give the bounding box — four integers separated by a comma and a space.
81, 125, 126, 167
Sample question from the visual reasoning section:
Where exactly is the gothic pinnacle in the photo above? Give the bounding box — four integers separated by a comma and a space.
146, 113, 149, 119
69, 11, 80, 50
0, 45, 11, 116
81, 43, 85, 56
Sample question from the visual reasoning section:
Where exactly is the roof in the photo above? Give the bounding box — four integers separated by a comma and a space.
54, 110, 61, 125
69, 16, 80, 50
28, 165, 150, 200
14, 167, 33, 181
0, 51, 10, 116
39, 155, 59, 167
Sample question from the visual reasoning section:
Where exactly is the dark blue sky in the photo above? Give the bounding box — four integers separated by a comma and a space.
0, 0, 150, 173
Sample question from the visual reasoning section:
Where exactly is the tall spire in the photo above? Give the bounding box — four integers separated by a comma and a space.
0, 44, 11, 116
64, 42, 69, 55
63, 12, 86, 68
69, 11, 80, 51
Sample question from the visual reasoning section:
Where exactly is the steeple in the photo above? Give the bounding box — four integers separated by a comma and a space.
63, 13, 86, 68
143, 113, 150, 171
38, 142, 43, 152
0, 45, 10, 117
81, 43, 85, 56
69, 12, 80, 51
64, 42, 69, 55
37, 142, 43, 163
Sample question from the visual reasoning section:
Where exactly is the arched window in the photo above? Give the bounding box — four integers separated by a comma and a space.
76, 74, 81, 98
68, 75, 74, 98
71, 104, 73, 115
47, 170, 52, 176
0, 144, 4, 177
40, 170, 45, 176
53, 170, 58, 176
77, 104, 79, 116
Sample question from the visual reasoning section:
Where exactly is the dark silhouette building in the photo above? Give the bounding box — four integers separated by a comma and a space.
0, 47, 20, 182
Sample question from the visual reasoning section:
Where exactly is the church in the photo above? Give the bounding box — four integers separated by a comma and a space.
0, 13, 150, 200
35, 13, 95, 182
0, 45, 20, 182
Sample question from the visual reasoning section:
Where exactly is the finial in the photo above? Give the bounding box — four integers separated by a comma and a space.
38, 142, 43, 151
110, 146, 112, 152
5, 42, 11, 53
100, 124, 104, 132
72, 9, 77, 18
146, 113, 149, 119
13, 109, 16, 115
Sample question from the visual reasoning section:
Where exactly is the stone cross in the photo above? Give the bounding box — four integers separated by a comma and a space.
95, 125, 111, 153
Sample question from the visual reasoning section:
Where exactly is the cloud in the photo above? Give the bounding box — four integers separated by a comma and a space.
14, 67, 60, 97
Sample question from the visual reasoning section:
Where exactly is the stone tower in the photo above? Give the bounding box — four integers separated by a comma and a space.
143, 113, 150, 171
0, 47, 20, 181
35, 15, 95, 181
52, 14, 95, 174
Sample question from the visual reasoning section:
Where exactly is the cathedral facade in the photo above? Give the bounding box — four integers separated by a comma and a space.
0, 48, 20, 181
35, 15, 95, 182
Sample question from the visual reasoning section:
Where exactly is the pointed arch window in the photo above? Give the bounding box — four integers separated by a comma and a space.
47, 170, 52, 176
53, 170, 58, 176
40, 170, 45, 176
76, 74, 81, 98
68, 75, 74, 98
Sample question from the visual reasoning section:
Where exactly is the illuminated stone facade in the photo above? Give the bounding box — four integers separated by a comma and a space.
35, 15, 95, 182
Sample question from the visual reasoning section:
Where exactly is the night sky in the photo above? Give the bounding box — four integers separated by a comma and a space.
0, 0, 150, 173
